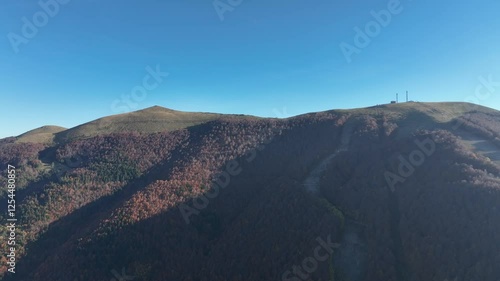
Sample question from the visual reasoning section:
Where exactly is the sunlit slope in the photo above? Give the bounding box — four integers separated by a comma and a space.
327, 102, 499, 122
54, 106, 227, 142
16, 126, 67, 144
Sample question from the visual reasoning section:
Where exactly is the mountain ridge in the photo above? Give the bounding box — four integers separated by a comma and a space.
0, 101, 499, 280
8, 102, 500, 145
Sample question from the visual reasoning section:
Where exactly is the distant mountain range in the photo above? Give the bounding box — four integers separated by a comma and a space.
1, 102, 499, 281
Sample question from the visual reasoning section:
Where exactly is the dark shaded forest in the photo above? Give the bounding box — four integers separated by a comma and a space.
1, 104, 499, 281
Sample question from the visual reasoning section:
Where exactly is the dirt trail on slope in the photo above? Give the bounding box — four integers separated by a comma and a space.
303, 149, 346, 194
302, 121, 352, 194
333, 219, 368, 281
455, 130, 500, 167
301, 121, 368, 281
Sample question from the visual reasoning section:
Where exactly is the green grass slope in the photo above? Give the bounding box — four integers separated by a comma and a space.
54, 106, 233, 143
328, 102, 499, 122
16, 126, 67, 145
11, 102, 500, 144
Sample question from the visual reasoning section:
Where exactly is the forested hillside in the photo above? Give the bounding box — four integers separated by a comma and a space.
0, 103, 499, 281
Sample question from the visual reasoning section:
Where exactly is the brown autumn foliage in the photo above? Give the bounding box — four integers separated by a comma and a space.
0, 141, 46, 197
0, 105, 499, 281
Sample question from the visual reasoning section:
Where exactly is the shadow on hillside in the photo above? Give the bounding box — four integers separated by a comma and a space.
53, 120, 346, 280
7, 123, 214, 281
9, 118, 346, 281
392, 110, 449, 139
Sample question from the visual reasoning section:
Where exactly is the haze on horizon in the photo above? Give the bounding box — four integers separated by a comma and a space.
1, 0, 499, 138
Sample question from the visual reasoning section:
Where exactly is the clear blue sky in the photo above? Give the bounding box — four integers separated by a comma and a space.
1, 0, 499, 138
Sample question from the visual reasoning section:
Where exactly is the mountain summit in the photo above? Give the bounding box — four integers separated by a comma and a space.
1, 102, 499, 281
